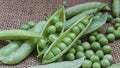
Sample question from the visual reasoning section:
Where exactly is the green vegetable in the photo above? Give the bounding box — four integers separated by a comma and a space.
113, 30, 120, 39
106, 27, 115, 33
82, 60, 92, 68
93, 62, 101, 68
96, 33, 105, 40
66, 52, 75, 61
96, 50, 104, 59
82, 42, 90, 50
107, 33, 115, 42
69, 48, 76, 54
76, 46, 84, 52
103, 54, 113, 63
114, 17, 120, 23
91, 42, 101, 51
115, 23, 120, 28
76, 51, 85, 58
20, 24, 30, 30
107, 14, 113, 22
103, 45, 112, 54
30, 57, 85, 68
100, 59, 111, 68
107, 62, 120, 68
89, 35, 96, 42
90, 55, 100, 62
76, 40, 82, 44
98, 37, 109, 45
27, 21, 36, 28
85, 50, 94, 59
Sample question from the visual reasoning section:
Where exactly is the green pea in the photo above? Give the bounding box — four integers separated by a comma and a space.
82, 19, 88, 25
49, 34, 58, 42
37, 39, 46, 49
78, 23, 85, 30
103, 54, 113, 63
107, 33, 115, 42
51, 47, 61, 56
76, 46, 84, 52
91, 42, 101, 51
62, 37, 72, 45
53, 16, 59, 24
47, 25, 56, 34
115, 23, 120, 28
27, 21, 36, 28
96, 50, 104, 59
57, 42, 67, 50
76, 40, 82, 44
69, 48, 76, 54
85, 50, 94, 59
103, 45, 112, 54
67, 32, 76, 40
82, 42, 90, 50
66, 53, 75, 61
20, 24, 30, 30
72, 26, 80, 34
117, 27, 120, 31
76, 51, 85, 58
90, 55, 100, 62
82, 60, 92, 68
91, 31, 98, 36
96, 33, 105, 40
106, 27, 115, 33
55, 21, 63, 31
98, 37, 108, 45
100, 59, 111, 68
56, 57, 63, 62
113, 30, 120, 39
72, 43, 78, 48
114, 17, 120, 23
45, 51, 54, 60
107, 14, 113, 22
89, 35, 96, 43
93, 62, 101, 68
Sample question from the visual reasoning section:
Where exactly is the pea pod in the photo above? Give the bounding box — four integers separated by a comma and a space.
0, 30, 43, 40
30, 57, 85, 68
42, 16, 92, 64
112, 0, 120, 17
0, 21, 47, 64
37, 7, 65, 57
65, 2, 110, 19
84, 13, 108, 35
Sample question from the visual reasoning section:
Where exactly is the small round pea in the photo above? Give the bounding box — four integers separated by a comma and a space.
115, 23, 120, 28
76, 40, 82, 44
93, 62, 101, 68
63, 37, 72, 45
53, 16, 59, 24
49, 34, 58, 42
82, 60, 92, 68
89, 35, 96, 43
85, 50, 94, 59
57, 42, 67, 50
107, 33, 115, 42
72, 43, 78, 48
78, 23, 85, 30
117, 27, 120, 31
103, 54, 113, 62
102, 45, 112, 54
82, 19, 88, 25
96, 33, 105, 40
37, 39, 46, 48
56, 57, 63, 62
91, 31, 98, 36
47, 25, 56, 34
27, 21, 36, 28
106, 27, 115, 34
55, 21, 63, 31
51, 47, 61, 55
66, 52, 75, 61
67, 32, 76, 40
90, 55, 100, 62
82, 42, 91, 50
76, 46, 84, 52
114, 17, 120, 23
91, 42, 101, 51
72, 26, 80, 34
45, 51, 54, 60
107, 14, 113, 22
69, 48, 76, 54
76, 51, 85, 58
98, 37, 109, 45
96, 50, 104, 59
100, 59, 111, 68
20, 24, 30, 30
113, 30, 120, 39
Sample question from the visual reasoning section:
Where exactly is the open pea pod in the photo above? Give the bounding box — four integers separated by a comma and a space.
37, 7, 65, 57
42, 16, 92, 64
84, 13, 108, 35
0, 30, 43, 40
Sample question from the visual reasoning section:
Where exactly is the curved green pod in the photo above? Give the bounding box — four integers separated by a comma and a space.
37, 7, 65, 57
0, 30, 43, 40
0, 21, 47, 64
42, 16, 92, 64
65, 2, 110, 19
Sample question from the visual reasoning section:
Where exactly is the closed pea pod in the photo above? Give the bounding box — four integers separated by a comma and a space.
43, 16, 92, 64
37, 7, 65, 57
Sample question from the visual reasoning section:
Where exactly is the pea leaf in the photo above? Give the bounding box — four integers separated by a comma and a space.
30, 57, 85, 68
107, 62, 120, 68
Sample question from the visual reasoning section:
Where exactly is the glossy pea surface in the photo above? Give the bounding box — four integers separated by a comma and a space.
62, 37, 72, 45
51, 47, 61, 56
57, 42, 67, 50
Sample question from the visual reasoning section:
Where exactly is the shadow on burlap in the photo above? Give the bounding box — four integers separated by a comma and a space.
0, 0, 119, 68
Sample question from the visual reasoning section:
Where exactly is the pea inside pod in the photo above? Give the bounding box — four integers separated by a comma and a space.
37, 7, 65, 58
42, 16, 92, 64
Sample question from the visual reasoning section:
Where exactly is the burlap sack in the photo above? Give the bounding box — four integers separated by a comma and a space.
0, 0, 119, 68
